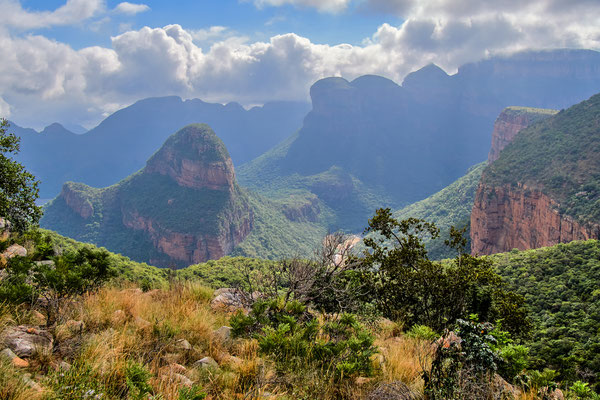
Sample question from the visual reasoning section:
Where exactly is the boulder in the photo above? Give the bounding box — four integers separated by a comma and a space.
1, 326, 53, 357
134, 316, 152, 330
175, 339, 191, 351
1, 347, 29, 368
193, 356, 218, 369
210, 288, 245, 312
174, 373, 193, 387
30, 310, 46, 326
65, 320, 85, 333
213, 326, 232, 343
2, 244, 27, 259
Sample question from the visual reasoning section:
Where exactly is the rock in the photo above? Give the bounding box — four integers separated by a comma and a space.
2, 244, 27, 259
193, 356, 218, 369
58, 360, 71, 371
213, 326, 232, 342
355, 377, 374, 386
65, 320, 85, 333
61, 184, 94, 219
22, 374, 42, 391
134, 316, 152, 330
175, 339, 191, 351
174, 373, 193, 387
435, 331, 461, 350
159, 363, 187, 375
367, 381, 421, 400
210, 288, 245, 312
223, 355, 243, 368
30, 311, 47, 326
1, 347, 29, 368
493, 374, 520, 399
0, 218, 11, 241
34, 260, 55, 267
471, 183, 600, 255
1, 326, 53, 357
488, 107, 556, 163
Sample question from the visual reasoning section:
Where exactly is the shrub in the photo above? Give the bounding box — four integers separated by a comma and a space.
405, 324, 438, 341
231, 297, 377, 380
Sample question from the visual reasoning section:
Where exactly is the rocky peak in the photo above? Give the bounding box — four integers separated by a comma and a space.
60, 183, 95, 219
144, 124, 235, 191
488, 107, 557, 163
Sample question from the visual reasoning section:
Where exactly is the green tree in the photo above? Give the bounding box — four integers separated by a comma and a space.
359, 208, 529, 335
0, 118, 42, 232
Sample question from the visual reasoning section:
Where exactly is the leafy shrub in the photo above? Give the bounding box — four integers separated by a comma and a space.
231, 297, 377, 379
424, 319, 499, 400
405, 324, 438, 341
569, 381, 600, 399
125, 361, 154, 399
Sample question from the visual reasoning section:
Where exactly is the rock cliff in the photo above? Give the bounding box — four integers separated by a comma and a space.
471, 93, 600, 255
45, 124, 254, 267
471, 183, 599, 255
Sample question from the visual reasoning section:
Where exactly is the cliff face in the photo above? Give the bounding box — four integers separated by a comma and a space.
471, 183, 600, 255
488, 107, 557, 163
120, 124, 253, 266
60, 184, 94, 219
50, 124, 254, 267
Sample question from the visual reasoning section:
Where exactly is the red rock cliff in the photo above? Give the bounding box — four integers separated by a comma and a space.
471, 183, 600, 255
123, 124, 253, 266
488, 107, 557, 163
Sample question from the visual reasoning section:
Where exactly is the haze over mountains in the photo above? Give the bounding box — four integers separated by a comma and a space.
11, 98, 310, 198
23, 48, 600, 265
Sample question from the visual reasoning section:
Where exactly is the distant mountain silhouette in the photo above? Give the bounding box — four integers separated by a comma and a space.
11, 97, 310, 197
239, 49, 600, 231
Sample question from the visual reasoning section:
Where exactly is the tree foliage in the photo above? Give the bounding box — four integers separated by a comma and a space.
0, 118, 42, 232
359, 208, 530, 335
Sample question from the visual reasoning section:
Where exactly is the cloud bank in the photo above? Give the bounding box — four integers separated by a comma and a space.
1, 0, 600, 128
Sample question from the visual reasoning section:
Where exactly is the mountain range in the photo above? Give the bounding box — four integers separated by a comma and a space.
11, 98, 310, 198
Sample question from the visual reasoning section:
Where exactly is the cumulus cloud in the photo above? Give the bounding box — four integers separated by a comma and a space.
252, 0, 351, 13
113, 2, 150, 15
2, 0, 600, 128
0, 97, 11, 118
0, 0, 103, 29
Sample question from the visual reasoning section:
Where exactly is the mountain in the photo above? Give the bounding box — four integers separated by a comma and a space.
392, 162, 486, 260
239, 50, 600, 233
471, 93, 600, 255
40, 124, 326, 267
11, 97, 310, 198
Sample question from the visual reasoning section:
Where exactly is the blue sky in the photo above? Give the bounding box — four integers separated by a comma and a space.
20, 0, 401, 48
2, 0, 600, 129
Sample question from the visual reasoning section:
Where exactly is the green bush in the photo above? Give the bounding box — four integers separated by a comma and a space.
125, 361, 154, 399
405, 324, 438, 341
231, 298, 377, 379
179, 386, 207, 400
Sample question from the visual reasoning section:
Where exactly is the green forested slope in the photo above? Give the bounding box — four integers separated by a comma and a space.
491, 240, 600, 385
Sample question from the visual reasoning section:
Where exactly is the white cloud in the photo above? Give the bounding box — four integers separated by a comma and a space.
2, 0, 600, 128
252, 0, 351, 13
190, 26, 228, 42
0, 0, 103, 29
0, 97, 11, 118
113, 2, 150, 15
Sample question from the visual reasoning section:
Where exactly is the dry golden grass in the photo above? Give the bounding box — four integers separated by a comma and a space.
6, 281, 546, 399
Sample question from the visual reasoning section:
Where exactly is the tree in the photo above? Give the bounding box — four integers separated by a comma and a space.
359, 208, 529, 336
0, 118, 42, 232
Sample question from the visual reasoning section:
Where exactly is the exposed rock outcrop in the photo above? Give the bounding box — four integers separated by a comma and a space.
471, 183, 600, 255
487, 107, 557, 163
52, 124, 253, 267
60, 184, 94, 219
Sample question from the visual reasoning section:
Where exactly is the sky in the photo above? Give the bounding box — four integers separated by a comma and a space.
2, 0, 600, 130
